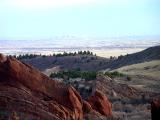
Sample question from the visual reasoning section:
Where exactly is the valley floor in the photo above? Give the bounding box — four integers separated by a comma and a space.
91, 48, 144, 58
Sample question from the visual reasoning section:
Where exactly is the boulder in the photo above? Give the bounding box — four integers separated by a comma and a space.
88, 90, 112, 118
151, 97, 160, 120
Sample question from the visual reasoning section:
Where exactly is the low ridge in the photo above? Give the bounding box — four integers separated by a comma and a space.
108, 46, 160, 69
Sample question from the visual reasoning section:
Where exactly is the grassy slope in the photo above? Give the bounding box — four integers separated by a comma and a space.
112, 60, 160, 92
114, 60, 160, 78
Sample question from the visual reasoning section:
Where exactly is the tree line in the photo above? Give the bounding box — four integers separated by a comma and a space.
9, 51, 94, 60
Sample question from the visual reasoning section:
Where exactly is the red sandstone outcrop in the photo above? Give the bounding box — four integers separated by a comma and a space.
0, 54, 112, 120
0, 54, 7, 63
88, 90, 112, 118
151, 97, 160, 120
82, 101, 93, 114
0, 55, 82, 120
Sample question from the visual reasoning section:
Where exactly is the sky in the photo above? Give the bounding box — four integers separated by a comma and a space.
0, 0, 160, 40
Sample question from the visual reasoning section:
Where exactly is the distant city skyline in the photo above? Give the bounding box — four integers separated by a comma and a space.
0, 0, 160, 40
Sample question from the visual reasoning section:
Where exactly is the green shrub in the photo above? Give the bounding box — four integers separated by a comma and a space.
104, 71, 124, 78
14, 54, 39, 60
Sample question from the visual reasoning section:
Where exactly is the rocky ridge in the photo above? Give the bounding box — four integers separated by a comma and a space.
0, 54, 112, 120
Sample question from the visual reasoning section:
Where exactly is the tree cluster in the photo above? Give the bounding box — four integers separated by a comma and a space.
104, 71, 124, 78
50, 70, 97, 81
9, 54, 39, 60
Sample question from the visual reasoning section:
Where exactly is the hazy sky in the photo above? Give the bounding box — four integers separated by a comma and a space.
0, 0, 160, 39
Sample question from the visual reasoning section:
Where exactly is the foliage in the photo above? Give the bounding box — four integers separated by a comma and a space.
9, 54, 39, 60
50, 70, 97, 80
104, 71, 124, 78
10, 50, 95, 60
118, 55, 124, 59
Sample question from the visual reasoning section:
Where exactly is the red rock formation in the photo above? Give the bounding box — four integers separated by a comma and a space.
0, 54, 7, 63
0, 54, 112, 120
151, 97, 160, 120
82, 101, 92, 113
88, 90, 112, 118
0, 55, 83, 120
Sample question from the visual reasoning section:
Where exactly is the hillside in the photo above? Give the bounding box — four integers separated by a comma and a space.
114, 60, 160, 78
62, 74, 159, 120
111, 60, 160, 93
107, 46, 160, 70
20, 46, 160, 73
22, 54, 111, 71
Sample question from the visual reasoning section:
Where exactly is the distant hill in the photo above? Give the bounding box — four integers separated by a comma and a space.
21, 46, 160, 72
22, 54, 111, 71
107, 46, 160, 70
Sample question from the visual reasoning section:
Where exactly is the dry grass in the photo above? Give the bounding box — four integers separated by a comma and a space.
114, 60, 160, 78
112, 60, 160, 92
